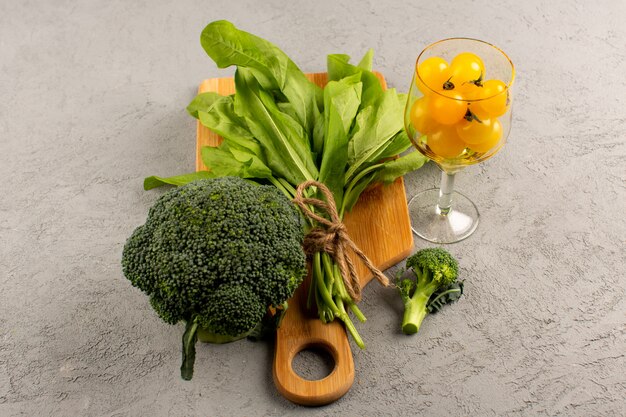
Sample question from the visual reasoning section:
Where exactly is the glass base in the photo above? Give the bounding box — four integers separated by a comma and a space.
408, 188, 479, 244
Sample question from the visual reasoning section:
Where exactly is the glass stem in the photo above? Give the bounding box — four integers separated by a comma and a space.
437, 170, 456, 216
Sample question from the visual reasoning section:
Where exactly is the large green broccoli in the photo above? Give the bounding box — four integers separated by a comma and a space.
397, 248, 464, 335
121, 176, 306, 380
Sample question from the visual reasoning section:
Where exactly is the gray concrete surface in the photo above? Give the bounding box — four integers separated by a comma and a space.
1, 0, 625, 416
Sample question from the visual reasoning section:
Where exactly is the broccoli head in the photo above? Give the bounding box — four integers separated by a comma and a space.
397, 248, 463, 335
121, 176, 306, 379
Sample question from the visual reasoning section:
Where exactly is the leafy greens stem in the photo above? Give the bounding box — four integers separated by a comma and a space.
298, 186, 319, 231
344, 148, 388, 187
348, 303, 366, 323
277, 177, 297, 198
331, 262, 350, 301
316, 252, 364, 347
340, 162, 384, 217
346, 162, 385, 191
335, 296, 365, 349
268, 176, 293, 200
323, 260, 335, 295
322, 252, 336, 291
306, 266, 315, 309
331, 261, 366, 323
313, 252, 340, 316
313, 280, 330, 323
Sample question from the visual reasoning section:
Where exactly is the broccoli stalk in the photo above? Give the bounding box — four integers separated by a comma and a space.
397, 248, 463, 334
181, 318, 200, 380
399, 273, 443, 334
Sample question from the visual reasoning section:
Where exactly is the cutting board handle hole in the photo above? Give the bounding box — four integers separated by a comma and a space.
291, 344, 336, 381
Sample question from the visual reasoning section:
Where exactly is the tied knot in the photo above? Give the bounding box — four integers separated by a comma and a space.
293, 180, 389, 302
327, 222, 347, 236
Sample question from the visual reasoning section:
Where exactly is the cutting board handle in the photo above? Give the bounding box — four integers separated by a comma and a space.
273, 302, 354, 406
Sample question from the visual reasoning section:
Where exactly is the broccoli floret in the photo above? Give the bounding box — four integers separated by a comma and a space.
199, 284, 266, 338
121, 177, 306, 380
397, 248, 463, 334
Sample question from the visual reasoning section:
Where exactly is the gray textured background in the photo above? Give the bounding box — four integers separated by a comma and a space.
1, 0, 625, 416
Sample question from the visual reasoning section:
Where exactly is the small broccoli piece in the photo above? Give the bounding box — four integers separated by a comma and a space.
121, 177, 306, 380
397, 248, 462, 334
199, 284, 266, 338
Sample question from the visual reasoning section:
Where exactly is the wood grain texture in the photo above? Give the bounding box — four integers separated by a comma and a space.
195, 73, 413, 406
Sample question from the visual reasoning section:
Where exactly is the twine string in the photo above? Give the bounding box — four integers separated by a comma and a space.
293, 180, 389, 301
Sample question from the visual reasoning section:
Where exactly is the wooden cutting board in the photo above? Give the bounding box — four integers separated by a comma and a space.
195, 72, 413, 405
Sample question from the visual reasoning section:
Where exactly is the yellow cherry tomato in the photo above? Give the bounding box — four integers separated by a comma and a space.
457, 117, 499, 145
416, 56, 450, 94
427, 125, 467, 158
429, 92, 467, 125
467, 101, 490, 121
445, 81, 486, 102
474, 79, 509, 118
454, 82, 479, 98
439, 77, 471, 99
410, 97, 438, 134
450, 52, 485, 86
466, 119, 503, 153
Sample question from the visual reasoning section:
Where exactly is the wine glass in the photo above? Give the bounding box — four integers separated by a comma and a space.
404, 38, 515, 243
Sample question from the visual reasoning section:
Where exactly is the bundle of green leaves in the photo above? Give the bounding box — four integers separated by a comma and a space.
146, 20, 428, 347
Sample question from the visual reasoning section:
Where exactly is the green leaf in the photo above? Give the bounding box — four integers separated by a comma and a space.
312, 112, 325, 161
233, 68, 317, 185
327, 53, 383, 110
186, 91, 223, 119
427, 281, 464, 313
372, 151, 429, 184
356, 49, 374, 71
143, 171, 213, 190
201, 21, 288, 89
345, 88, 405, 182
201, 146, 246, 178
201, 143, 272, 180
192, 93, 257, 146
181, 318, 199, 380
376, 130, 413, 161
200, 20, 322, 140
247, 302, 289, 342
190, 94, 270, 171
327, 54, 350, 80
227, 145, 273, 178
276, 102, 300, 124
319, 75, 362, 209
162, 86, 275, 183
350, 88, 403, 158
198, 109, 264, 158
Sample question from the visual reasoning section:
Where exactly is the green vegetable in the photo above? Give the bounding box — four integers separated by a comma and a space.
327, 52, 382, 110
146, 20, 429, 348
144, 171, 213, 190
397, 248, 463, 334
200, 20, 323, 149
121, 177, 306, 380
319, 73, 362, 210
345, 88, 405, 183
234, 67, 318, 185
372, 150, 429, 185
